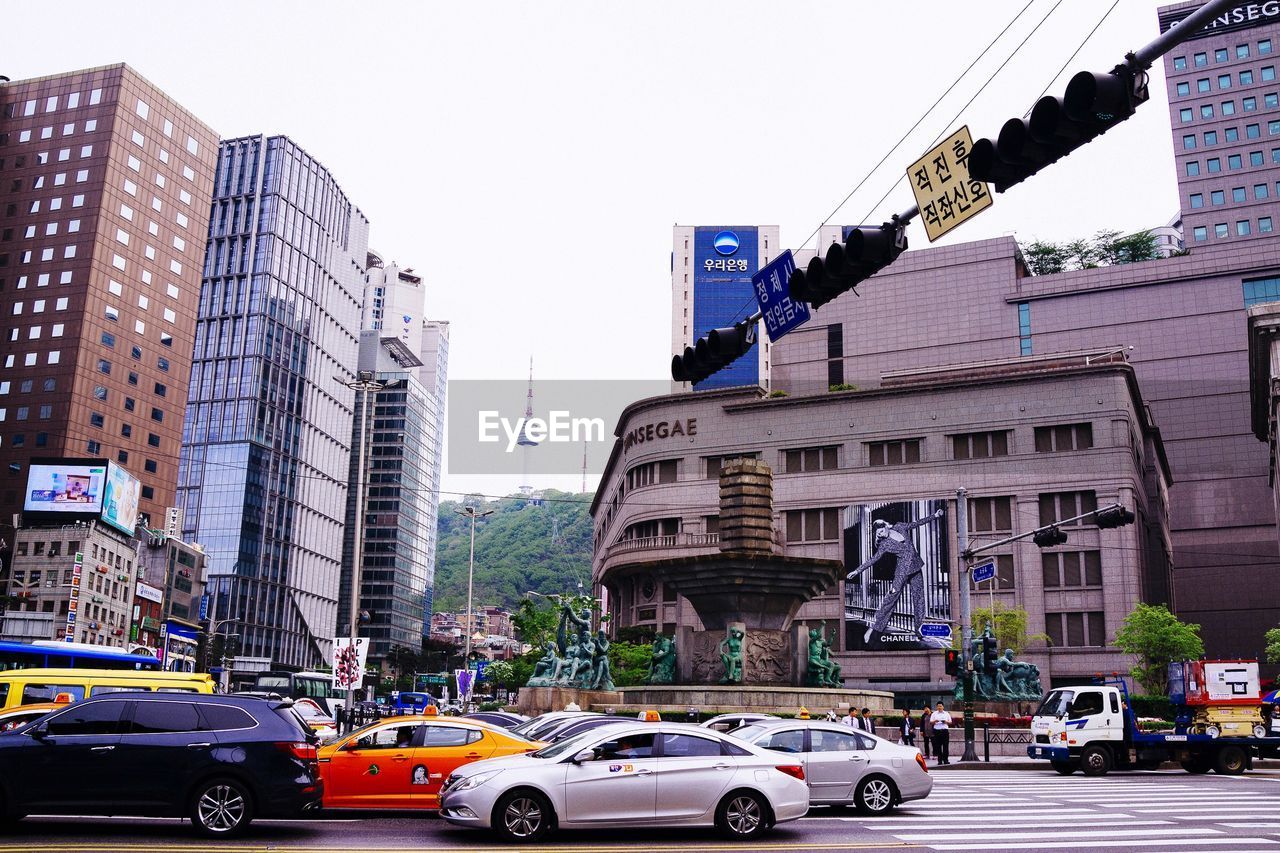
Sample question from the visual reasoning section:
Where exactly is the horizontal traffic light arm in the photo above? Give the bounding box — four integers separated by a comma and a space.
960, 502, 1133, 561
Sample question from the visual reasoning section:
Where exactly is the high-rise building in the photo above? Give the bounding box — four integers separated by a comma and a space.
418, 319, 449, 623
364, 250, 424, 355
671, 226, 778, 390
1161, 1, 1280, 246
339, 332, 431, 665
0, 64, 218, 528
177, 135, 368, 671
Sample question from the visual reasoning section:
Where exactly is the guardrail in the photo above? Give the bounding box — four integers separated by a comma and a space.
607, 532, 719, 557
982, 723, 1032, 762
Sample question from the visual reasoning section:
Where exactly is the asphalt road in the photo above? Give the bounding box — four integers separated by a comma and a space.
8, 767, 1280, 853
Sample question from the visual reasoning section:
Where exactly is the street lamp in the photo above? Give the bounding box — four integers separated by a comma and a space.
339, 370, 386, 717
454, 506, 493, 690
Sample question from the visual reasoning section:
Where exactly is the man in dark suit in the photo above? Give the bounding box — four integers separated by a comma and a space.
857, 708, 875, 734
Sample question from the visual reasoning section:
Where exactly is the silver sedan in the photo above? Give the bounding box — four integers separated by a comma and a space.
439, 721, 810, 843
731, 720, 932, 815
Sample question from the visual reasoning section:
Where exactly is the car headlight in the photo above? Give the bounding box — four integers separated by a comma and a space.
451, 770, 502, 792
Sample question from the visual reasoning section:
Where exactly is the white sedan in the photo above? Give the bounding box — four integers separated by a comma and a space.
731, 720, 932, 814
439, 721, 810, 842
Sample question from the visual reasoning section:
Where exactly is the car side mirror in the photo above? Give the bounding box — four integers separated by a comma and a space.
30, 723, 50, 741
571, 748, 595, 764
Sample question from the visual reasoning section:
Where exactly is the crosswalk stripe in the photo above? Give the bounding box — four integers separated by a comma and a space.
894, 828, 1224, 842
841, 810, 1122, 822
866, 819, 1172, 831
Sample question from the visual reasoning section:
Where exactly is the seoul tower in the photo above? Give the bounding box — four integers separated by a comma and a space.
517, 357, 538, 494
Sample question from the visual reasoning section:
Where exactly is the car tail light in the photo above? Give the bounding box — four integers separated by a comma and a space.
775, 764, 805, 781
276, 741, 317, 761
915, 753, 929, 774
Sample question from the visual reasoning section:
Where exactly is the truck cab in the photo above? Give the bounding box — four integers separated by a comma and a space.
1031, 685, 1129, 775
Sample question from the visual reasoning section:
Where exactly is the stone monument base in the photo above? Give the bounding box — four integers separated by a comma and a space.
516, 686, 623, 717
598, 684, 895, 717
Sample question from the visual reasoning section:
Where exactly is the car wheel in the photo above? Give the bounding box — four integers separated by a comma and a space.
190, 778, 254, 838
493, 790, 553, 843
1050, 760, 1076, 775
854, 776, 897, 815
1079, 745, 1112, 777
1214, 745, 1247, 775
716, 790, 770, 840
1181, 757, 1211, 774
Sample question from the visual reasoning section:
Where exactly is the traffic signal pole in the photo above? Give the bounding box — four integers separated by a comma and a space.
955, 488, 978, 762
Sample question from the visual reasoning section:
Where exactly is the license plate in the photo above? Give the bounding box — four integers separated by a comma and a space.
1164, 735, 1187, 742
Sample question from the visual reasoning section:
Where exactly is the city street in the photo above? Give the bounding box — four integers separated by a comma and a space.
9, 768, 1280, 852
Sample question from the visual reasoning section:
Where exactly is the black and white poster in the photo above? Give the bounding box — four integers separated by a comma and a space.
843, 499, 951, 651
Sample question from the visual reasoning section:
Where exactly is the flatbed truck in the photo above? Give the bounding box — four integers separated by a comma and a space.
1027, 676, 1280, 776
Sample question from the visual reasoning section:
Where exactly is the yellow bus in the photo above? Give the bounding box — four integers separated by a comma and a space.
0, 668, 214, 710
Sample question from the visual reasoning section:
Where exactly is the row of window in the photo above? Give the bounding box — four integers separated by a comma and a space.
1182, 149, 1272, 171
1181, 120, 1280, 146
1191, 217, 1274, 241
1190, 183, 1275, 207
1173, 39, 1274, 70
1175, 66, 1277, 98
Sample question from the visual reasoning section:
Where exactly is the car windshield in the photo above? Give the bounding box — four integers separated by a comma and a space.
1035, 690, 1075, 717
530, 729, 605, 760
294, 702, 330, 721
729, 724, 767, 741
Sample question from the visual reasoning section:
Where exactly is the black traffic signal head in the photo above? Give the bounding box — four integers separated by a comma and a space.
1032, 525, 1069, 548
969, 64, 1149, 193
788, 222, 907, 309
1094, 505, 1135, 529
671, 319, 757, 385
944, 648, 961, 676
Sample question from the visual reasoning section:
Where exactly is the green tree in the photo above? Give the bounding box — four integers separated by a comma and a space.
484, 659, 516, 690
1022, 240, 1068, 275
1095, 229, 1158, 266
1264, 625, 1280, 665
385, 645, 420, 691
972, 601, 1046, 655
1114, 603, 1204, 694
1019, 228, 1160, 276
609, 640, 655, 687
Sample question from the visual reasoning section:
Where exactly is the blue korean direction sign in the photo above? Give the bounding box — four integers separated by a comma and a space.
920, 623, 952, 639
972, 561, 996, 584
751, 249, 811, 341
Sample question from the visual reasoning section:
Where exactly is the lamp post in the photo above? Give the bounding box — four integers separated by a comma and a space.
339, 371, 386, 719
455, 506, 493, 704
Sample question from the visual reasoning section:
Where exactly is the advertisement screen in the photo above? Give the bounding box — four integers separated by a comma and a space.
843, 498, 951, 652
100, 462, 140, 535
24, 463, 107, 515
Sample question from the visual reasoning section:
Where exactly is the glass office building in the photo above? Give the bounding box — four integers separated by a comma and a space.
177, 135, 367, 670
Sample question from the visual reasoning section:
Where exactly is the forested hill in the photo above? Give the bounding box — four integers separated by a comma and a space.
432, 491, 596, 613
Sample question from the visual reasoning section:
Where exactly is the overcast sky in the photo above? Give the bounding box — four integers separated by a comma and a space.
8, 1, 1185, 499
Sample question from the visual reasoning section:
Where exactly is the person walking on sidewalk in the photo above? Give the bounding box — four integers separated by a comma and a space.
900, 713, 916, 747
930, 701, 953, 765
919, 706, 933, 758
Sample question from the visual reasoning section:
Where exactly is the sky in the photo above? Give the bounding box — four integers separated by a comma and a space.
7, 0, 1187, 499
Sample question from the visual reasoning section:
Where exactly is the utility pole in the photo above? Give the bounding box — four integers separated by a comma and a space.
455, 505, 493, 701
955, 488, 978, 762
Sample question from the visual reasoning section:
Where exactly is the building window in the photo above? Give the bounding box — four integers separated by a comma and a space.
1256, 183, 1270, 199
1034, 423, 1093, 452
1018, 301, 1032, 355
1233, 186, 1247, 203
147, 433, 160, 448
1241, 70, 1255, 85
968, 496, 1012, 533
1043, 551, 1103, 589
1223, 102, 1237, 118
1239, 220, 1252, 236
1216, 222, 1230, 238
1261, 39, 1273, 55
1219, 74, 1231, 89
1201, 104, 1215, 119
1045, 611, 1106, 647
1245, 96, 1258, 111
784, 508, 841, 543
952, 430, 1010, 460
1208, 157, 1222, 172
1174, 56, 1187, 70
140, 486, 154, 500
626, 459, 677, 490
1194, 52, 1207, 67
1251, 150, 1266, 167
1197, 77, 1211, 92
1193, 226, 1208, 242
1183, 134, 1196, 150
1204, 130, 1218, 146
1190, 193, 1204, 208
1038, 491, 1098, 526
1264, 66, 1276, 82
784, 446, 839, 473
867, 438, 921, 467
703, 453, 759, 479
1179, 107, 1193, 122
89, 412, 104, 428
1238, 43, 1251, 59
86, 440, 100, 454
144, 459, 157, 474
1262, 217, 1274, 234
96, 359, 110, 375
827, 323, 843, 387
1248, 123, 1262, 139
1186, 161, 1200, 176
1177, 85, 1191, 100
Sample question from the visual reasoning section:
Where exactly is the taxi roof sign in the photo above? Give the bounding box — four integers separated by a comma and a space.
907, 126, 993, 242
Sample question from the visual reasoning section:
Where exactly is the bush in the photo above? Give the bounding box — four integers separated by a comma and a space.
1129, 694, 1174, 720
478, 701, 504, 712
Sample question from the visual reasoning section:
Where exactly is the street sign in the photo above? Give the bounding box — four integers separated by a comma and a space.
907, 126, 993, 242
921, 623, 953, 639
198, 593, 208, 621
972, 561, 997, 584
752, 249, 810, 341
455, 668, 474, 701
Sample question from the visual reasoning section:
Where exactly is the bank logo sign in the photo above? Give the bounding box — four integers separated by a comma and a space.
713, 230, 740, 256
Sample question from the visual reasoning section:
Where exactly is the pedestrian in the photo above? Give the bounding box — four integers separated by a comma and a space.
858, 707, 875, 734
919, 706, 932, 758
930, 701, 953, 765
900, 712, 916, 747
840, 708, 856, 727
826, 709, 838, 722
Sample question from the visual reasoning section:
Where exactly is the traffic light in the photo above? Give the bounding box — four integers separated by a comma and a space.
968, 63, 1150, 192
358, 609, 373, 625
671, 319, 757, 384
981, 634, 999, 675
788, 222, 907, 309
943, 648, 961, 676
1094, 505, 1135, 529
1032, 525, 1069, 548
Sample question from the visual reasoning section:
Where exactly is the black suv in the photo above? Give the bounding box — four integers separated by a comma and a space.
0, 692, 321, 837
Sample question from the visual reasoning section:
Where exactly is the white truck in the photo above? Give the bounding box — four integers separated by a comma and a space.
1028, 676, 1280, 776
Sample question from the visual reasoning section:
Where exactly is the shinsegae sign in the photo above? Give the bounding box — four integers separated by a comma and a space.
623, 418, 697, 452
1159, 2, 1280, 40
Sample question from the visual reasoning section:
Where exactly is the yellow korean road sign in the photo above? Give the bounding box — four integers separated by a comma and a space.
907, 126, 993, 242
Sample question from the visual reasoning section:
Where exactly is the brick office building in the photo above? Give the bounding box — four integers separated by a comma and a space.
0, 65, 218, 529
592, 355, 1171, 689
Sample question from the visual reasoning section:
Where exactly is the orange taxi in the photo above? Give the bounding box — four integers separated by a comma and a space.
0, 692, 76, 732
318, 712, 542, 809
